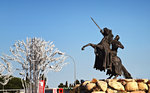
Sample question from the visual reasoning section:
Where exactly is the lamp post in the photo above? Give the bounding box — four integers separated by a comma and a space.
58, 53, 76, 85
67, 54, 76, 85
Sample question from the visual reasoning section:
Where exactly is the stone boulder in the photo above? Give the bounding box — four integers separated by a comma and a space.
125, 82, 138, 91
73, 78, 150, 93
117, 79, 127, 86
86, 83, 96, 91
106, 88, 117, 93
147, 83, 150, 93
130, 91, 145, 93
82, 81, 91, 87
138, 82, 148, 91
97, 80, 107, 92
124, 79, 135, 82
108, 81, 125, 91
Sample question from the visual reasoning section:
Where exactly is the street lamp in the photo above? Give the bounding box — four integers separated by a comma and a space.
58, 52, 77, 85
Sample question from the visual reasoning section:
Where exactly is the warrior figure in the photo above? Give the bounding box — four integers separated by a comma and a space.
107, 35, 132, 79
82, 27, 113, 72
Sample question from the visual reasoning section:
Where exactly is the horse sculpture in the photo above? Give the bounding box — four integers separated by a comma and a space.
82, 27, 113, 72
81, 17, 132, 79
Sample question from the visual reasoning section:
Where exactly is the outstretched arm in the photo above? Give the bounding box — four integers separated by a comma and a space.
112, 40, 124, 49
118, 41, 124, 49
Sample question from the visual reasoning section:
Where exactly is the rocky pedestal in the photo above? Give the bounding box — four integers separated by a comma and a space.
73, 79, 150, 93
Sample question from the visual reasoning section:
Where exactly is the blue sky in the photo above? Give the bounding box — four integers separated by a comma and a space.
0, 0, 150, 88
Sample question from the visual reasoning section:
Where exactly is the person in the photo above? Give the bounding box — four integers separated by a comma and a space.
107, 35, 132, 79
93, 27, 114, 72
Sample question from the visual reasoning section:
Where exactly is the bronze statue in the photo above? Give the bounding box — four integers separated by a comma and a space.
81, 17, 132, 79
82, 17, 113, 72
81, 27, 113, 72
106, 35, 132, 79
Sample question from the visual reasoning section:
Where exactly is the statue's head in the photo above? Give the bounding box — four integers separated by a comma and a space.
103, 27, 110, 35
103, 27, 113, 36
114, 35, 120, 41
103, 27, 114, 43
114, 35, 124, 49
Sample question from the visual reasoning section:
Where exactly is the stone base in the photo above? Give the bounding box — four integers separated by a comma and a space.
73, 78, 150, 93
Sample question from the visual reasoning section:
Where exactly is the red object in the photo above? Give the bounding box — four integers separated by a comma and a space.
39, 80, 45, 93
59, 88, 63, 93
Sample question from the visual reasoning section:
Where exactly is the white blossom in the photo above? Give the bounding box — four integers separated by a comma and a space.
0, 56, 13, 86
0, 37, 68, 93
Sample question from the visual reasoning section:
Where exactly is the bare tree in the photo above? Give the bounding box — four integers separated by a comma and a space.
0, 57, 13, 86
1, 37, 68, 93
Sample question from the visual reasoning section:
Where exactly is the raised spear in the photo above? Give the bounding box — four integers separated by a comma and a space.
90, 17, 102, 32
